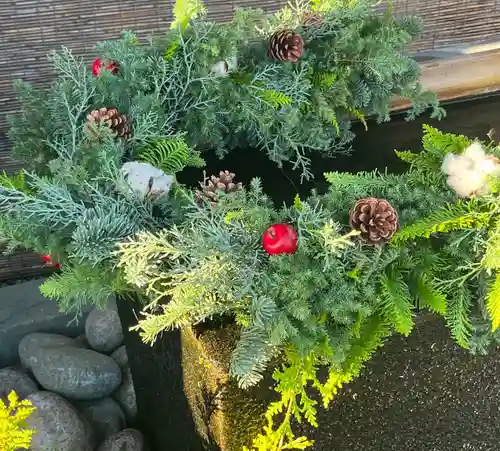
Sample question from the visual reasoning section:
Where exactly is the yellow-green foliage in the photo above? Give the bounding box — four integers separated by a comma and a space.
170, 0, 206, 31
482, 223, 500, 271
245, 316, 390, 451
0, 170, 28, 192
256, 90, 293, 109
487, 273, 500, 331
0, 390, 36, 451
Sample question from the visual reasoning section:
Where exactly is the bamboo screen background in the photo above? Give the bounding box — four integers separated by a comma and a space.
0, 0, 498, 281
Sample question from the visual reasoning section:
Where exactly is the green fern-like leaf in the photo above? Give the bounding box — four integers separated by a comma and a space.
256, 90, 293, 109
379, 272, 414, 336
311, 72, 338, 90
445, 285, 472, 348
313, 92, 340, 135
487, 273, 500, 331
482, 224, 500, 270
392, 201, 490, 246
137, 137, 204, 174
0, 170, 30, 193
416, 274, 447, 315
395, 125, 472, 174
421, 124, 471, 155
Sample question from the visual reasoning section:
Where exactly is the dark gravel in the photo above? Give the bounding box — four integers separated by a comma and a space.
301, 315, 500, 451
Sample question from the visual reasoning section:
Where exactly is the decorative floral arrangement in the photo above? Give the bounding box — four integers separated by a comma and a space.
1, 0, 480, 450
1, 0, 442, 315
116, 126, 500, 449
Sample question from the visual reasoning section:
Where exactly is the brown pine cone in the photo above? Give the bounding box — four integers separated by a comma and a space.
85, 107, 131, 139
195, 170, 243, 204
302, 12, 323, 28
349, 197, 399, 245
268, 29, 304, 63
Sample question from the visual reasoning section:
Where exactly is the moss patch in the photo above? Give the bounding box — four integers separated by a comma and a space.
181, 324, 275, 450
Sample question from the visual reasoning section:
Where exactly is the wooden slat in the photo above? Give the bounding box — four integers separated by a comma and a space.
0, 154, 24, 175
390, 49, 500, 111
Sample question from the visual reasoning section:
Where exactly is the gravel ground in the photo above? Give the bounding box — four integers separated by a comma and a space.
301, 315, 500, 451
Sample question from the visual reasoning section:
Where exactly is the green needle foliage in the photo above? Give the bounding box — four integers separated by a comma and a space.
118, 125, 500, 449
9, 0, 443, 181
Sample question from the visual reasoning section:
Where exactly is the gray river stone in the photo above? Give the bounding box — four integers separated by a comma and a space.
85, 298, 124, 354
75, 397, 126, 443
111, 345, 128, 368
113, 366, 137, 422
0, 367, 38, 401
97, 428, 146, 451
25, 391, 94, 451
0, 279, 89, 368
111, 346, 137, 422
19, 332, 86, 371
29, 346, 122, 400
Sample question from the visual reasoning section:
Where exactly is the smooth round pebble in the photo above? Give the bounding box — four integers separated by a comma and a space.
25, 391, 94, 451
97, 428, 146, 451
111, 345, 128, 369
19, 332, 86, 371
75, 397, 126, 443
0, 367, 38, 400
30, 346, 122, 400
113, 366, 137, 422
85, 298, 124, 353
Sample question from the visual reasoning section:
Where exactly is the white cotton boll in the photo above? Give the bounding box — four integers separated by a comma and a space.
211, 56, 237, 77
446, 170, 486, 198
226, 55, 238, 71
120, 161, 174, 201
211, 60, 229, 77
441, 153, 473, 175
473, 157, 500, 176
463, 142, 486, 163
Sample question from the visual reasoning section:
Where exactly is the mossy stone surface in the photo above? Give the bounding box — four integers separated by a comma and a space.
181, 325, 274, 450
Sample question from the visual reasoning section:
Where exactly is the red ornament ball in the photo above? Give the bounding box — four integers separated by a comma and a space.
92, 58, 119, 77
262, 223, 298, 255
41, 254, 61, 269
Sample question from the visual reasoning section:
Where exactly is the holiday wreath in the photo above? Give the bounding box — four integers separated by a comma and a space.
3, 0, 499, 450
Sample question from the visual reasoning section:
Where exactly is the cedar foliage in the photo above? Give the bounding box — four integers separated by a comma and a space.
9, 0, 443, 181
3, 0, 441, 314
118, 126, 500, 449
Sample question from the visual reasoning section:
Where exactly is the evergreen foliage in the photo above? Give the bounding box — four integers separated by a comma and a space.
4, 0, 494, 449
4, 0, 444, 310
0, 390, 36, 451
8, 0, 443, 182
118, 125, 500, 449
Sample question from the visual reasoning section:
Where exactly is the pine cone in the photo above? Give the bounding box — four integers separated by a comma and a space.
85, 107, 131, 139
349, 197, 399, 245
302, 12, 323, 27
195, 170, 243, 204
268, 29, 304, 63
